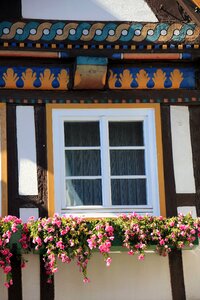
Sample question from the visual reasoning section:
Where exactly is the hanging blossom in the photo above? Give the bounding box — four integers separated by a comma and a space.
0, 213, 199, 288
87, 220, 114, 268
0, 215, 25, 288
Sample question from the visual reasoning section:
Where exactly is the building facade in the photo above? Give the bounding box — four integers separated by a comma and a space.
0, 0, 200, 299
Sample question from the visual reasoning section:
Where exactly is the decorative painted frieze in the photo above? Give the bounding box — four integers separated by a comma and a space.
108, 67, 195, 89
0, 67, 69, 90
0, 21, 199, 43
0, 65, 195, 91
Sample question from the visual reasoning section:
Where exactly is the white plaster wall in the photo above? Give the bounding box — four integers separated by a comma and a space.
0, 269, 8, 300
20, 208, 39, 222
22, 0, 158, 21
182, 246, 200, 300
177, 206, 197, 218
170, 106, 196, 193
16, 106, 38, 196
22, 254, 40, 300
55, 252, 172, 300
178, 206, 200, 300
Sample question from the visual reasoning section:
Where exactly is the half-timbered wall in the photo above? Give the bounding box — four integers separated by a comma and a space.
0, 0, 200, 298
0, 100, 197, 299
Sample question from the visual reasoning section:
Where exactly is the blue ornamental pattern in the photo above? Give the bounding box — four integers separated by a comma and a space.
0, 21, 198, 43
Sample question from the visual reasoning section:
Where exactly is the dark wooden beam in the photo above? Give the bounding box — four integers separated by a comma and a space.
176, 0, 200, 26
40, 256, 54, 300
168, 250, 186, 300
8, 252, 22, 300
0, 0, 21, 20
176, 194, 196, 206
34, 105, 54, 299
1, 89, 200, 104
7, 104, 19, 217
34, 105, 48, 218
161, 105, 186, 300
161, 106, 177, 217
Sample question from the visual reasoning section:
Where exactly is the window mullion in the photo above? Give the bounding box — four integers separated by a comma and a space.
100, 117, 111, 207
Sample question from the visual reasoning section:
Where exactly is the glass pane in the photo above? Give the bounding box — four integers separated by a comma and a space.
111, 179, 146, 205
110, 150, 145, 175
64, 122, 100, 146
109, 122, 143, 146
65, 179, 102, 206
65, 150, 101, 176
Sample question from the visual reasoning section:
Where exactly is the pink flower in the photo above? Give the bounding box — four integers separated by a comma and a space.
33, 236, 42, 246
56, 241, 64, 250
138, 254, 145, 261
9, 279, 13, 286
61, 227, 70, 235
87, 238, 97, 250
11, 224, 18, 233
106, 257, 112, 267
69, 240, 74, 247
1, 249, 9, 256
179, 225, 187, 231
52, 267, 58, 273
28, 216, 35, 221
159, 239, 165, 246
83, 277, 90, 283
60, 254, 71, 263
105, 225, 114, 235
4, 282, 9, 288
99, 240, 111, 253
3, 266, 12, 274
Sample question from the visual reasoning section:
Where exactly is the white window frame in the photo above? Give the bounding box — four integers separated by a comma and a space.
52, 108, 160, 217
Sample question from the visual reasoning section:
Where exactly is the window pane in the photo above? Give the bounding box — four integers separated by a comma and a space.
65, 150, 101, 176
65, 179, 102, 206
109, 122, 143, 146
111, 179, 146, 205
110, 150, 145, 175
64, 122, 100, 146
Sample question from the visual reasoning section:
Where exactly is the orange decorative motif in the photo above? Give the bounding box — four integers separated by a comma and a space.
108, 70, 118, 89
21, 68, 37, 89
119, 70, 133, 89
39, 69, 55, 90
135, 70, 150, 89
169, 69, 184, 89
3, 68, 19, 88
152, 69, 166, 89
57, 70, 69, 90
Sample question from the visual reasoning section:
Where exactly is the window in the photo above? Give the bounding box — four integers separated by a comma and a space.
50, 106, 164, 217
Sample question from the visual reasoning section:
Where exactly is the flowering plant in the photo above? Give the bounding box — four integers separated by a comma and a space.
114, 213, 199, 259
0, 213, 199, 288
27, 215, 114, 283
0, 215, 28, 287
